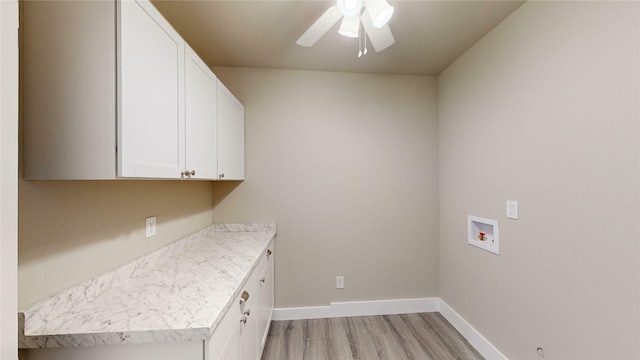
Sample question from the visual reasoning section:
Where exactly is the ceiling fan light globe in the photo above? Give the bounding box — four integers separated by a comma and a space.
344, 0, 359, 11
337, 0, 362, 18
366, 0, 394, 28
338, 16, 360, 38
373, 6, 394, 28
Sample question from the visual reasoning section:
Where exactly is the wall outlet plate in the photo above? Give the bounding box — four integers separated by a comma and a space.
145, 216, 156, 238
506, 200, 519, 219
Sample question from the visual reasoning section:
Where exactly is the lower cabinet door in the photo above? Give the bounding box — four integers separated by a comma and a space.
258, 259, 274, 351
218, 323, 240, 360
22, 341, 204, 360
239, 298, 258, 360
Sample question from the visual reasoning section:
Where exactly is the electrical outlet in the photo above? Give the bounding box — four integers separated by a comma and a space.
336, 276, 344, 289
145, 216, 156, 238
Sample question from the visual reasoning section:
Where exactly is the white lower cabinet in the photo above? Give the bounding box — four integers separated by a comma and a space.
22, 341, 204, 360
239, 288, 259, 360
22, 245, 274, 360
218, 327, 240, 360
210, 245, 274, 360
258, 244, 275, 355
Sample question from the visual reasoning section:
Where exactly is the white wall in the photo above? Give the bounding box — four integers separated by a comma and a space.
438, 1, 639, 359
1, 1, 19, 358
18, 181, 214, 308
211, 68, 439, 308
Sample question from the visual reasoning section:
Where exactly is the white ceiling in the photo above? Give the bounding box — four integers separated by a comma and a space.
151, 0, 525, 76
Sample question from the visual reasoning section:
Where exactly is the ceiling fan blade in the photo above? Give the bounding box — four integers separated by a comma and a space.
361, 9, 395, 52
297, 5, 342, 47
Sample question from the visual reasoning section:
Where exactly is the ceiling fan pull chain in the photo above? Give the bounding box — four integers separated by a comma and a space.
364, 27, 368, 55
358, 22, 363, 57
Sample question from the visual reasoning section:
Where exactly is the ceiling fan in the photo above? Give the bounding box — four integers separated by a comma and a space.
296, 0, 395, 53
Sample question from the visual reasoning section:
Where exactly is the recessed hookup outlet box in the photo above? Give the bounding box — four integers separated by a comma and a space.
468, 215, 499, 255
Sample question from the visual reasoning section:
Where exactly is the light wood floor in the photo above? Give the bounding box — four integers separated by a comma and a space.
261, 313, 484, 360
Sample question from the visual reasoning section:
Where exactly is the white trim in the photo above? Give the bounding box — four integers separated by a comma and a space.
272, 297, 440, 321
0, 1, 19, 359
438, 299, 508, 360
272, 297, 507, 360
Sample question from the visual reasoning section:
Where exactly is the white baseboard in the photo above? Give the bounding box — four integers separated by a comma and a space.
437, 299, 508, 360
272, 297, 440, 321
272, 297, 507, 360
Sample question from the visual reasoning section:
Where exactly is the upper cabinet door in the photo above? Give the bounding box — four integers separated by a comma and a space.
185, 45, 218, 180
217, 80, 245, 181
118, 0, 185, 178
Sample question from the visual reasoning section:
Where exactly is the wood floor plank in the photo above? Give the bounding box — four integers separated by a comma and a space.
303, 318, 328, 339
419, 311, 459, 330
360, 315, 405, 360
264, 320, 305, 360
302, 338, 329, 360
326, 317, 355, 360
261, 335, 282, 359
416, 313, 484, 360
402, 313, 460, 360
261, 312, 485, 360
283, 319, 304, 339
383, 314, 433, 359
267, 319, 284, 336
345, 316, 382, 360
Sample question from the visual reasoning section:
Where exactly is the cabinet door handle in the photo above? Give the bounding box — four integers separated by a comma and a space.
239, 290, 250, 304
219, 172, 225, 179
244, 310, 251, 316
260, 278, 266, 283
240, 316, 247, 324
266, 249, 272, 256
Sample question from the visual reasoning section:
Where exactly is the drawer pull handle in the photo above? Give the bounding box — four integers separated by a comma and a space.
266, 249, 272, 256
260, 278, 266, 283
239, 291, 250, 304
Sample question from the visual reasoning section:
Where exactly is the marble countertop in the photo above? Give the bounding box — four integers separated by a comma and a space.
19, 223, 276, 348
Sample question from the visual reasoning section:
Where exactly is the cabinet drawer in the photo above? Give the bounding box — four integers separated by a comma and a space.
258, 242, 275, 275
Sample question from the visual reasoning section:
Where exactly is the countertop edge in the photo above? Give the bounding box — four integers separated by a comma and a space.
19, 223, 277, 349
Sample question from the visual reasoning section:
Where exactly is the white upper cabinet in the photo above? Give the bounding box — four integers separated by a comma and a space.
217, 80, 245, 181
23, 0, 241, 181
118, 0, 185, 178
185, 45, 218, 179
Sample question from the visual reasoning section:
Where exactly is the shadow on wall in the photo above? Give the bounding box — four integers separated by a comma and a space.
18, 179, 214, 265
212, 181, 241, 210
